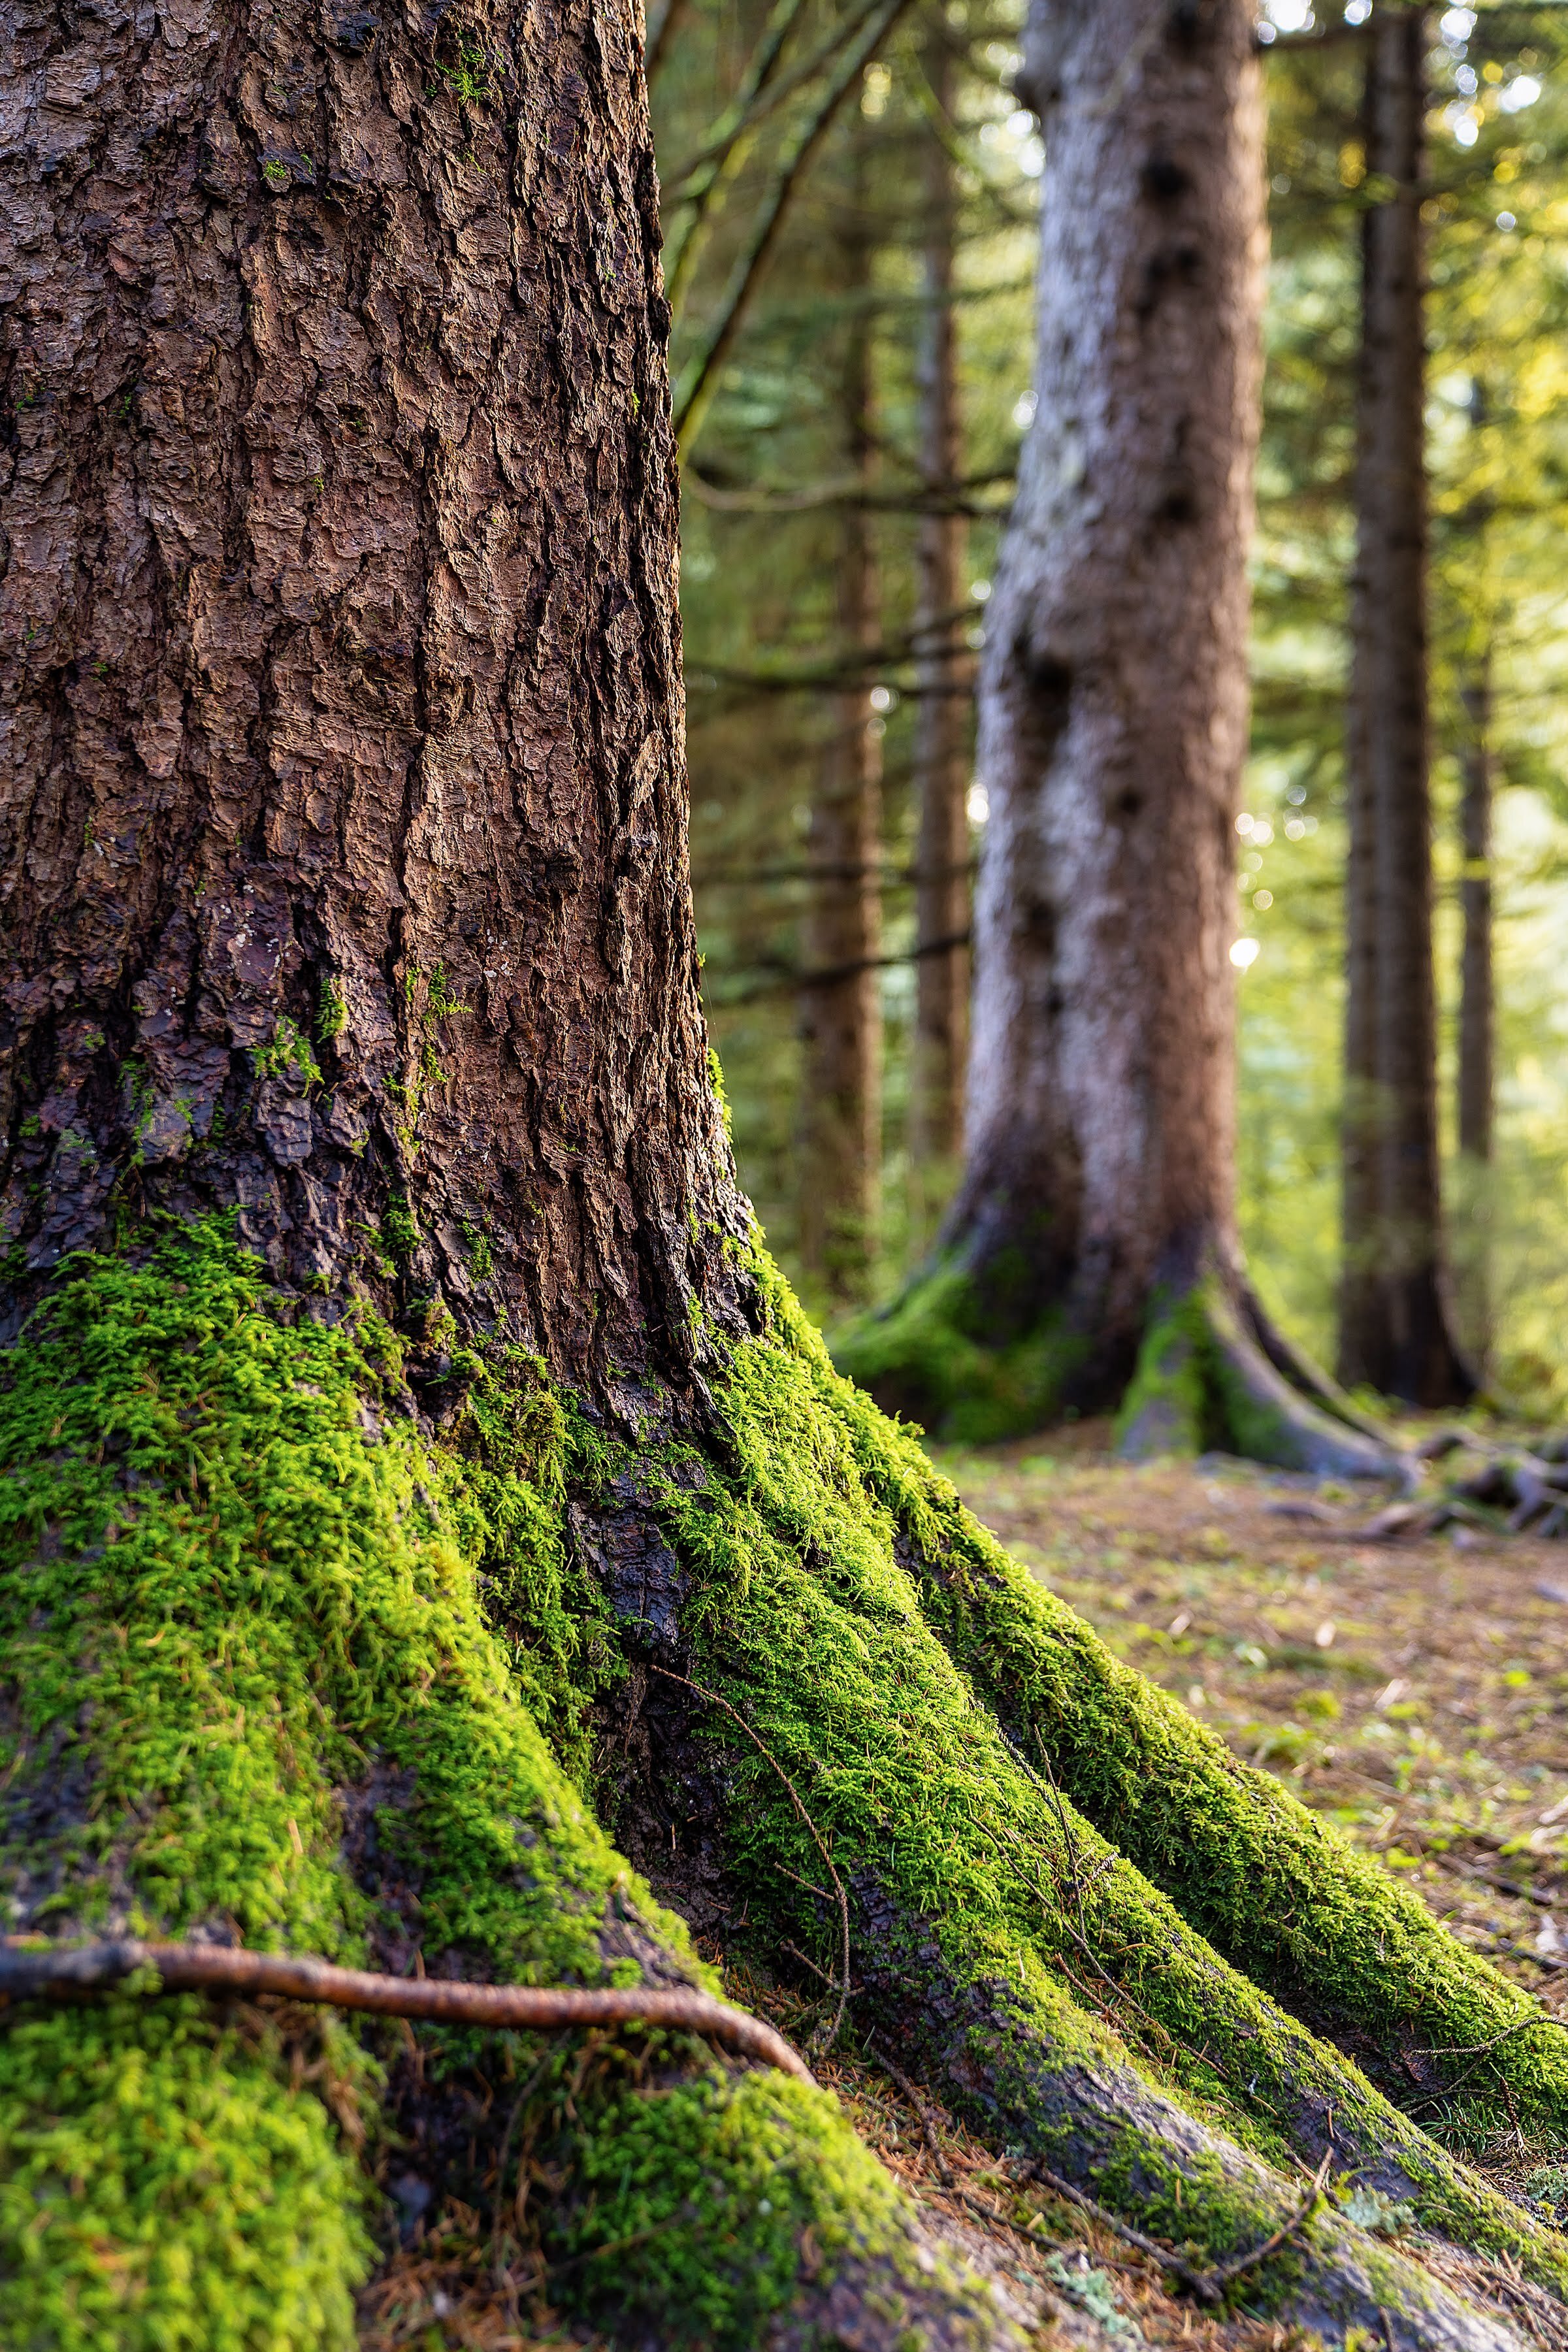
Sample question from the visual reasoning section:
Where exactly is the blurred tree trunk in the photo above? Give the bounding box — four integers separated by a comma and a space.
1457, 661, 1494, 1169
909, 24, 971, 1232
1337, 2, 1471, 1404
838, 0, 1389, 1469
1453, 647, 1495, 1361
799, 159, 883, 1306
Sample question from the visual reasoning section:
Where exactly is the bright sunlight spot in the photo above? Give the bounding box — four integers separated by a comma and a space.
1231, 938, 1262, 970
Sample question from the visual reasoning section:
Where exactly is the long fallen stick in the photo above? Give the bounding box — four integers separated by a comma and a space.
0, 1937, 815, 2085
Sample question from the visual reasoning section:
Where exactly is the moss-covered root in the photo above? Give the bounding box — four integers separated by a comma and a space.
1115, 1278, 1396, 1476
646, 1358, 1568, 2313
0, 1229, 1018, 2352
862, 1906, 1529, 2352
792, 1324, 1568, 2158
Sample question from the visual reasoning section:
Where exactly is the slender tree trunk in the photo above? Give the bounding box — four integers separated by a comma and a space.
1456, 659, 1494, 1171
798, 167, 883, 1305
1452, 647, 1495, 1364
839, 0, 1385, 1468
909, 24, 971, 1231
1336, 1, 1472, 1405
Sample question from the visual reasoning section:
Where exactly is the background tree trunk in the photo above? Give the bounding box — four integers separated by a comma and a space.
908, 23, 971, 1237
798, 156, 883, 1306
1457, 659, 1494, 1173
1336, 1, 1472, 1407
954, 0, 1264, 1378
836, 0, 1388, 1469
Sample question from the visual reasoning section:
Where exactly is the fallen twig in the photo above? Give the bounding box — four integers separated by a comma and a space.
0, 1938, 815, 2084
870, 2041, 955, 2187
1024, 2149, 1333, 2305
652, 1664, 851, 2053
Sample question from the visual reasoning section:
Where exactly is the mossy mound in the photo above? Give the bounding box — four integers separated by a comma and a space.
0, 1221, 1560, 2348
0, 1225, 993, 2350
831, 1256, 1080, 1445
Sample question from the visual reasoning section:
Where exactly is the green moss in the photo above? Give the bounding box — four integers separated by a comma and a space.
805, 1282, 1568, 2168
0, 1224, 983, 2349
316, 979, 348, 1041
672, 1250, 1568, 2294
0, 1999, 363, 2351
832, 1255, 1082, 1444
1115, 1290, 1211, 1457
252, 1015, 322, 1090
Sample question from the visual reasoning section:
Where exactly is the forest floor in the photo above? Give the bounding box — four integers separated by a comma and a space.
363, 1431, 1568, 2352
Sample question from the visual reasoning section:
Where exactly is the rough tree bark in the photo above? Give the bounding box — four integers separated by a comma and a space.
1337, 0, 1473, 1406
3, 0, 1566, 2345
908, 20, 971, 1234
798, 152, 883, 1307
836, 0, 1385, 1471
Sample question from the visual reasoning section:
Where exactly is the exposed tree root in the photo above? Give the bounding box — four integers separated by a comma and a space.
834, 1252, 1399, 1476
1115, 1279, 1397, 1479
3, 1228, 1566, 2351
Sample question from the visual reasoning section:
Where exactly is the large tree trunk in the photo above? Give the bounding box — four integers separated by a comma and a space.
0, 0, 726, 1386
2, 1, 1563, 2344
1336, 2, 1473, 1407
798, 155, 883, 1307
908, 27, 971, 1235
836, 0, 1384, 1471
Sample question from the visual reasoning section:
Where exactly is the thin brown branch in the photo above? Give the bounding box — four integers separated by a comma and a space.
672, 0, 915, 457
0, 1937, 815, 2084
705, 928, 972, 1009
870, 2041, 955, 2186
650, 1666, 851, 2053
1025, 2149, 1333, 2306
684, 465, 1014, 517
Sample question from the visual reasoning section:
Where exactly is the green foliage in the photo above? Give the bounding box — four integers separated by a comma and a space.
316, 978, 348, 1041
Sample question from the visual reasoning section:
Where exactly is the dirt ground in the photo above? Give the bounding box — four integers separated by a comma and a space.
365, 1435, 1568, 2351
944, 1429, 1568, 1984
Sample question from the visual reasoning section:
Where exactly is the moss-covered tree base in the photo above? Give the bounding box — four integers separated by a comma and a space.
0, 1224, 1559, 2350
834, 1256, 1395, 1478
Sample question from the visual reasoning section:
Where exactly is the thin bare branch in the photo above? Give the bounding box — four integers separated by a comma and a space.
0, 1936, 815, 2084
650, 1667, 852, 2053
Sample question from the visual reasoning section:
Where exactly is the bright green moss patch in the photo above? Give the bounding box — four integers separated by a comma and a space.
563, 2067, 935, 2343
0, 1223, 987, 2351
0, 1997, 365, 2352
776, 1265, 1568, 2165
832, 1255, 1082, 1444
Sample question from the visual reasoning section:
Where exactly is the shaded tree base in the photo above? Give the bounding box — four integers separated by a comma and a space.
834, 1255, 1396, 1478
0, 1226, 1560, 2351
